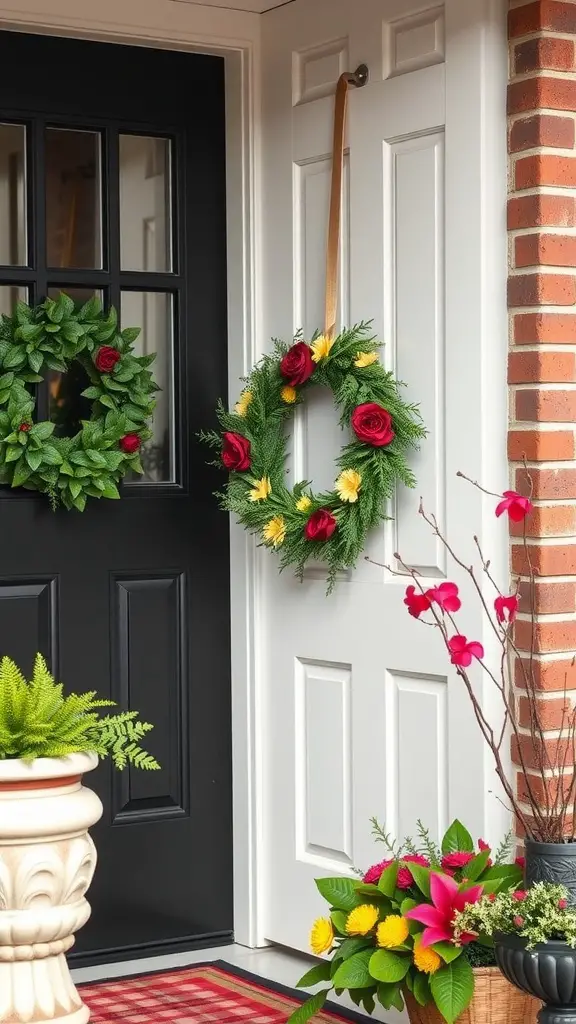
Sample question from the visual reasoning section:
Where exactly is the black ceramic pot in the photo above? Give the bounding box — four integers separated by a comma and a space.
526, 841, 576, 907
495, 933, 576, 1024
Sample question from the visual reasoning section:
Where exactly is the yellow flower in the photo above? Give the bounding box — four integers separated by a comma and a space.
354, 351, 379, 368
281, 385, 298, 404
335, 468, 362, 504
413, 938, 442, 975
310, 334, 334, 364
345, 904, 379, 936
310, 917, 334, 956
249, 476, 271, 502
263, 516, 286, 548
235, 390, 252, 417
296, 495, 312, 512
376, 915, 410, 949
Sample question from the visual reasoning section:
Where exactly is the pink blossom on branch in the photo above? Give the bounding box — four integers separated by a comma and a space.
427, 582, 461, 613
448, 635, 484, 667
404, 585, 431, 619
495, 490, 533, 522
494, 595, 519, 624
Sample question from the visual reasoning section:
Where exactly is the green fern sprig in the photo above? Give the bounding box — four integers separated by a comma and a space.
0, 653, 160, 770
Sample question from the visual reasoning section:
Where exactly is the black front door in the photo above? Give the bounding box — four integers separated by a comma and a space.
0, 31, 232, 964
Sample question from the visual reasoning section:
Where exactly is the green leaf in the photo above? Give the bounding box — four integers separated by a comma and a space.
121, 326, 141, 345
286, 990, 329, 1024
331, 950, 373, 989
413, 970, 432, 1007
430, 956, 474, 1024
400, 898, 418, 915
5, 445, 21, 463
361, 992, 375, 1014
377, 861, 398, 897
69, 479, 82, 500
376, 982, 403, 1010
41, 445, 63, 466
0, 372, 14, 389
85, 449, 108, 468
331, 911, 348, 935
31, 421, 55, 441
296, 962, 332, 988
355, 883, 389, 901
369, 949, 410, 984
61, 321, 84, 342
462, 849, 491, 882
25, 449, 42, 471
3, 346, 26, 369
335, 937, 373, 960
81, 386, 102, 400
315, 877, 361, 913
101, 481, 121, 500
441, 820, 474, 855
28, 350, 43, 373
71, 492, 87, 512
409, 863, 431, 898
98, 394, 116, 410
12, 457, 31, 487
431, 942, 463, 964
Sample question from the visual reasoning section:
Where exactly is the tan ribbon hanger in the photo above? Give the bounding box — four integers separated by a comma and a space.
324, 64, 369, 341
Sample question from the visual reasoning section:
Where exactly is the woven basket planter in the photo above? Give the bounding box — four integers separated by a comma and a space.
404, 966, 540, 1024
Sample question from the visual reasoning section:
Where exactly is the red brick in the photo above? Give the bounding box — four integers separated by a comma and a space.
509, 78, 576, 116
515, 389, 576, 421
511, 504, 576, 536
518, 579, 576, 613
508, 430, 575, 461
514, 312, 576, 343
508, 195, 576, 230
515, 36, 575, 73
515, 234, 576, 269
512, 731, 573, 771
515, 657, 576, 691
517, 771, 574, 806
509, 1, 576, 37
512, 543, 576, 576
510, 114, 575, 153
515, 618, 576, 652
517, 467, 576, 499
508, 274, 576, 306
515, 154, 576, 189
509, 350, 576, 382
519, 695, 574, 729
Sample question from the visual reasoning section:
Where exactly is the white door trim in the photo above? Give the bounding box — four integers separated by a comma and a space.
0, 0, 266, 948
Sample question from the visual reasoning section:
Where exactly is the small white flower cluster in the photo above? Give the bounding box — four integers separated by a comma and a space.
453, 882, 576, 949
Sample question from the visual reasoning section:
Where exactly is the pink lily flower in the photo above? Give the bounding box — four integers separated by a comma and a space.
405, 872, 483, 947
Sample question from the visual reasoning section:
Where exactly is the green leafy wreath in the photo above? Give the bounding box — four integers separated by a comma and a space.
202, 323, 425, 589
0, 292, 158, 511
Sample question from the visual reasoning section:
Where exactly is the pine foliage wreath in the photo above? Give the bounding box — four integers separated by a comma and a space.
0, 292, 157, 510
202, 323, 425, 590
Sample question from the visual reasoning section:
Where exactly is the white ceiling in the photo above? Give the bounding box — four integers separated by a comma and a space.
170, 0, 292, 12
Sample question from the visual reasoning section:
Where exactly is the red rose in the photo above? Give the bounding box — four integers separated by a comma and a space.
304, 508, 337, 542
120, 434, 141, 454
222, 431, 251, 472
351, 402, 394, 447
19, 422, 30, 432
95, 346, 121, 373
280, 342, 314, 386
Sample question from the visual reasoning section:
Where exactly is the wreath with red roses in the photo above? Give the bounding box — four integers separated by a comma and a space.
202, 323, 425, 589
0, 292, 157, 510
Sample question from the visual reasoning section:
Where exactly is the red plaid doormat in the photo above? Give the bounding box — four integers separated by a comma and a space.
80, 962, 371, 1023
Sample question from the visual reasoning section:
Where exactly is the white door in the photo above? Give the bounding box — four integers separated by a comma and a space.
259, 0, 508, 950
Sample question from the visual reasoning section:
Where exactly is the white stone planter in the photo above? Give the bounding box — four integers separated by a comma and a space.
0, 753, 103, 1024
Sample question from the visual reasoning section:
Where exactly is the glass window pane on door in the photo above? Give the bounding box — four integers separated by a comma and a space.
121, 291, 175, 483
45, 128, 103, 269
0, 124, 27, 266
119, 136, 172, 272
0, 285, 27, 316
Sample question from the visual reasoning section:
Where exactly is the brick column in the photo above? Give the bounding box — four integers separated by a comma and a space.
508, 0, 576, 834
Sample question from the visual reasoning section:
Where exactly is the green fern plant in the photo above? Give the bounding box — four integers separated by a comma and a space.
0, 653, 160, 770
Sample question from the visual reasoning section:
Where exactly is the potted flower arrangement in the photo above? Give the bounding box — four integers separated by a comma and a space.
393, 471, 576, 901
0, 653, 159, 1024
454, 882, 576, 1024
288, 820, 539, 1024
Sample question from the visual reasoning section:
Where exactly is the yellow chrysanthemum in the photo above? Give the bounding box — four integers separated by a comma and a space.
335, 468, 362, 504
235, 390, 252, 417
281, 385, 298, 404
354, 351, 379, 368
249, 476, 271, 502
413, 938, 442, 975
310, 334, 334, 364
345, 904, 379, 936
310, 917, 334, 956
376, 915, 410, 949
296, 495, 312, 512
263, 515, 286, 548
